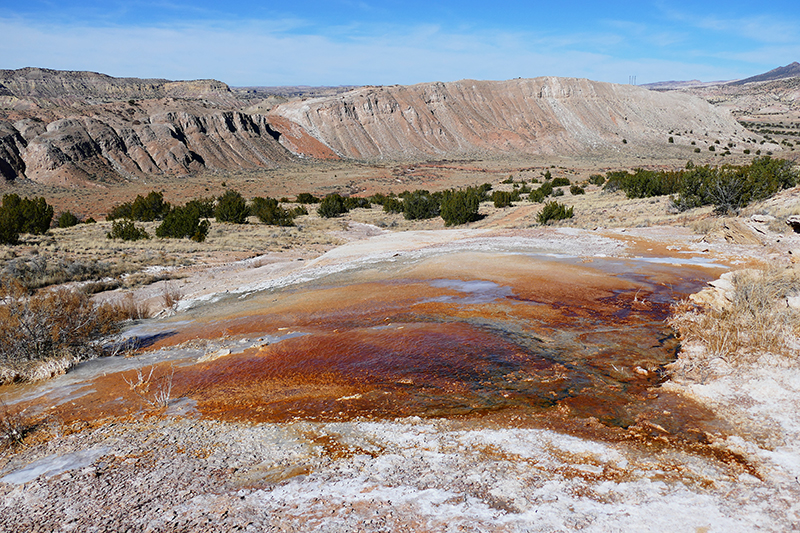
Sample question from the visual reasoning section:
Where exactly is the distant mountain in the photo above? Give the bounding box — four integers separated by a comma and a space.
730, 62, 800, 86
641, 79, 732, 90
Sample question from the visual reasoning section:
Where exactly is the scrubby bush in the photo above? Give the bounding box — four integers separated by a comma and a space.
600, 157, 797, 215
317, 193, 349, 218
492, 190, 516, 208
589, 174, 605, 186
344, 197, 371, 210
529, 181, 554, 203
57, 211, 79, 228
185, 197, 215, 218
440, 187, 482, 226
537, 201, 574, 225
551, 177, 571, 187
0, 281, 131, 383
570, 185, 585, 195
156, 205, 210, 241
383, 197, 404, 214
1, 255, 114, 290
0, 194, 54, 244
250, 196, 295, 226
107, 220, 149, 241
402, 190, 440, 220
215, 190, 248, 224
107, 191, 170, 222
296, 193, 320, 204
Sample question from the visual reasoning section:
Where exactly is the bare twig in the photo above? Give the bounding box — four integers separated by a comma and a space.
122, 364, 174, 408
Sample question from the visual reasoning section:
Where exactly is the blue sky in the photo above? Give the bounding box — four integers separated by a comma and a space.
1, 0, 798, 86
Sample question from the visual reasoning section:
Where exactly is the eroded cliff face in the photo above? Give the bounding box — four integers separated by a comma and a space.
268, 77, 749, 159
0, 70, 756, 185
0, 104, 298, 186
0, 67, 235, 108
0, 69, 303, 186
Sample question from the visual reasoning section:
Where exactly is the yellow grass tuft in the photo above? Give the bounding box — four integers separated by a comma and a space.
668, 266, 800, 381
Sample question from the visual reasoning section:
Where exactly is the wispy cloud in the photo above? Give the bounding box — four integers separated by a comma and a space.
658, 4, 800, 45
0, 9, 794, 86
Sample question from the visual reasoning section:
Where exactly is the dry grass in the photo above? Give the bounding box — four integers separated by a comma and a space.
668, 266, 800, 381
161, 282, 182, 312
0, 399, 28, 449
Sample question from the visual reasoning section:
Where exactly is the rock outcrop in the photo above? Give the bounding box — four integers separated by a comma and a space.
268, 77, 749, 159
0, 108, 297, 185
0, 67, 235, 108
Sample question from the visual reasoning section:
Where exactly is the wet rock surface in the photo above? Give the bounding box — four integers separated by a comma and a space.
1, 227, 799, 531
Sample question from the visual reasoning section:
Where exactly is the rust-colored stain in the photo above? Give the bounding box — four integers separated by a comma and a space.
6, 251, 730, 452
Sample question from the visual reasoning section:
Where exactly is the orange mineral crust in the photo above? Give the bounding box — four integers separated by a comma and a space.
4, 249, 723, 444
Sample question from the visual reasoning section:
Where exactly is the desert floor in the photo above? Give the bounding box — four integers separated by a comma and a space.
1, 158, 800, 532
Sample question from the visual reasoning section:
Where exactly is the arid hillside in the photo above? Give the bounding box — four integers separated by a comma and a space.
267, 77, 750, 159
0, 67, 236, 108
0, 69, 761, 187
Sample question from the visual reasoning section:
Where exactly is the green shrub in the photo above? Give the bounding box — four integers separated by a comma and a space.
529, 180, 554, 203
250, 197, 295, 226
107, 220, 149, 241
537, 201, 574, 225
570, 185, 585, 195
215, 190, 248, 224
589, 174, 605, 186
296, 193, 320, 204
57, 211, 79, 228
0, 194, 54, 244
551, 177, 571, 187
440, 188, 481, 226
598, 157, 797, 215
382, 197, 404, 214
492, 190, 515, 208
156, 205, 210, 241
185, 197, 215, 218
84, 217, 96, 224
402, 190, 440, 220
317, 193, 349, 218
107, 191, 170, 222
344, 197, 371, 210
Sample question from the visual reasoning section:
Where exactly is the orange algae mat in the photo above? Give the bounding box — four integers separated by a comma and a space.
10, 250, 726, 436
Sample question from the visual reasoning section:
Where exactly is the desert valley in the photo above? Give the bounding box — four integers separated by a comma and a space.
0, 63, 799, 531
